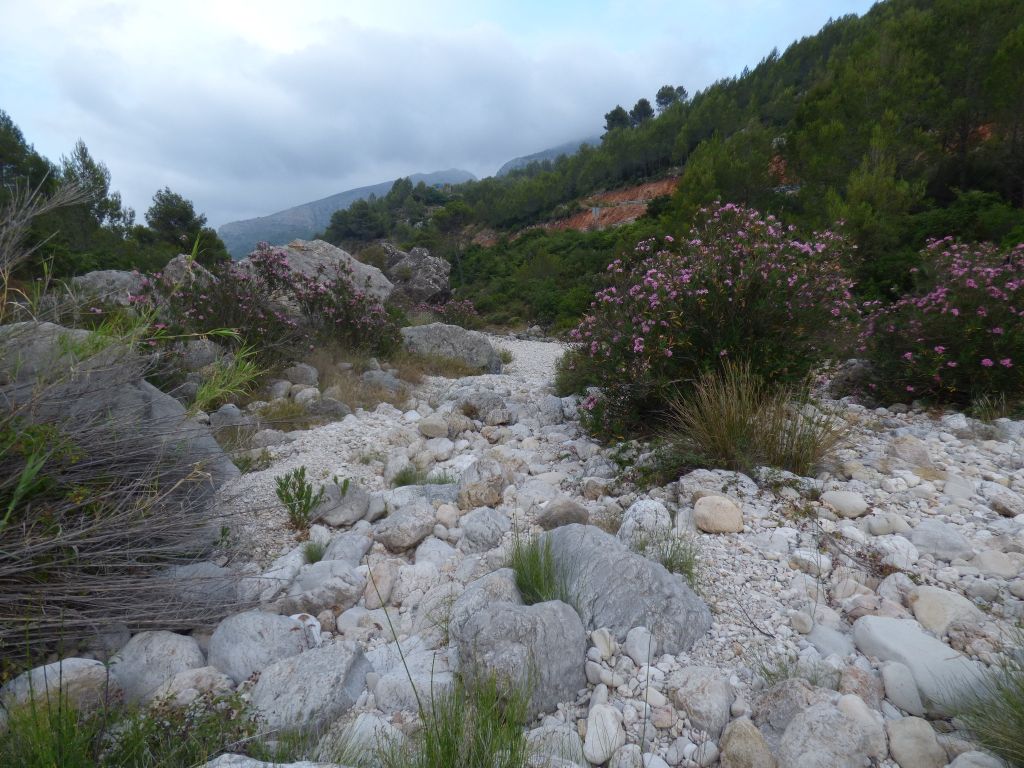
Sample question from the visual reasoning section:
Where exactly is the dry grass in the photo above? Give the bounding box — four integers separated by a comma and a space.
257, 399, 323, 432
666, 361, 850, 477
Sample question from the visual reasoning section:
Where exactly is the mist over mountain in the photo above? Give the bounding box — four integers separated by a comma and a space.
218, 169, 476, 258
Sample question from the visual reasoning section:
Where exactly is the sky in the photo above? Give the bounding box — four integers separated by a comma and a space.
0, 0, 877, 229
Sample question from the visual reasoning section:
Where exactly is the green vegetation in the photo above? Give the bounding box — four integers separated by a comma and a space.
275, 466, 325, 530
507, 535, 573, 606
958, 637, 1024, 768
190, 346, 262, 414
665, 362, 849, 476
390, 466, 455, 488
303, 539, 327, 564
632, 529, 701, 590
381, 674, 532, 768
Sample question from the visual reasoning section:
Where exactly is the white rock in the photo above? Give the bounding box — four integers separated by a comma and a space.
821, 490, 868, 518
908, 586, 983, 635
886, 716, 946, 768
583, 703, 626, 765
624, 626, 655, 667
694, 495, 743, 533
881, 661, 925, 716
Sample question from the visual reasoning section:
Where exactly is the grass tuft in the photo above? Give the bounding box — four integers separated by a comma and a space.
380, 674, 532, 768
391, 466, 454, 488
632, 528, 701, 590
303, 539, 327, 564
507, 535, 573, 606
665, 360, 849, 477
190, 346, 262, 415
958, 637, 1024, 767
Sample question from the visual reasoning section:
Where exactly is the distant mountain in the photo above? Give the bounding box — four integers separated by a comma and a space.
495, 136, 602, 177
218, 169, 477, 258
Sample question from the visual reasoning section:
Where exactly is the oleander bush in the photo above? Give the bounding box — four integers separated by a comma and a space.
858, 238, 1024, 406
150, 243, 401, 366
566, 203, 859, 437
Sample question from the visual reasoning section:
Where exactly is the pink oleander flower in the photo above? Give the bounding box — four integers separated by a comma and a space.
981, 358, 994, 367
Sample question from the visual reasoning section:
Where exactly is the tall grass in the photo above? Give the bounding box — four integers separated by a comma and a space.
958, 637, 1024, 767
190, 346, 262, 414
665, 361, 849, 476
507, 535, 573, 606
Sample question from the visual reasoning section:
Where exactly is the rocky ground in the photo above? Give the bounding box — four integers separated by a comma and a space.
6, 333, 1023, 768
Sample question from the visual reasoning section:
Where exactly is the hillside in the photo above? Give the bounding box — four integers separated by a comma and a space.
218, 169, 476, 258
495, 136, 601, 177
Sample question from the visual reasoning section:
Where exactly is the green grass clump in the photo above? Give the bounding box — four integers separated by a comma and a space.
507, 535, 572, 606
275, 466, 325, 530
391, 466, 455, 488
666, 361, 849, 477
958, 641, 1024, 767
303, 539, 327, 564
633, 529, 701, 590
381, 675, 532, 768
190, 346, 262, 414
0, 693, 257, 768
498, 348, 514, 365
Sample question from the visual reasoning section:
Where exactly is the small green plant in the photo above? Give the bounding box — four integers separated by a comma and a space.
957, 636, 1024, 767
190, 346, 262, 414
380, 674, 533, 768
275, 466, 325, 530
234, 448, 272, 474
391, 466, 455, 488
752, 652, 841, 690
969, 392, 1024, 423
303, 539, 327, 564
507, 535, 573, 606
498, 348, 514, 365
665, 361, 849, 476
633, 528, 701, 590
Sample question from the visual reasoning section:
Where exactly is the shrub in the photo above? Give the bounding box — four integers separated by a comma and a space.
859, 238, 1024, 405
191, 346, 262, 414
665, 361, 849, 476
568, 203, 858, 437
507, 535, 573, 606
275, 466, 325, 530
152, 243, 401, 366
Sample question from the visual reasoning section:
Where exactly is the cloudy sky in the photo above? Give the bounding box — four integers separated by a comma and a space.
1, 0, 876, 228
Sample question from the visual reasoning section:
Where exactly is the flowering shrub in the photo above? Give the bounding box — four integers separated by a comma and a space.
414, 298, 481, 329
568, 203, 859, 436
151, 243, 400, 364
859, 238, 1024, 404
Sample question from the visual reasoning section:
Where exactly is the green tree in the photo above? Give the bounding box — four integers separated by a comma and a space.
144, 187, 229, 266
603, 105, 631, 134
655, 85, 687, 113
629, 98, 655, 127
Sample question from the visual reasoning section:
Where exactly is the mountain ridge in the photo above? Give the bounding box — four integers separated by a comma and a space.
218, 168, 476, 258
495, 136, 601, 177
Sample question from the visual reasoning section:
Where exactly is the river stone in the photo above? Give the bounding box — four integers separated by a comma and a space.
720, 717, 776, 768
456, 457, 512, 509
401, 323, 501, 374
151, 666, 234, 708
314, 481, 371, 527
374, 501, 436, 551
618, 499, 672, 546
249, 641, 370, 729
1, 658, 123, 713
110, 631, 205, 703
908, 586, 983, 635
671, 666, 734, 736
821, 490, 869, 518
545, 525, 711, 654
537, 495, 590, 530
694, 495, 744, 533
853, 616, 987, 716
583, 703, 626, 765
907, 519, 974, 562
886, 717, 946, 768
452, 599, 586, 719
208, 611, 309, 684
458, 506, 511, 553
282, 560, 366, 614
776, 703, 873, 768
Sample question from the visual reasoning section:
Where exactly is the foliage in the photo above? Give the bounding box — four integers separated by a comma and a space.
391, 466, 454, 488
507, 535, 573, 607
190, 346, 262, 414
957, 636, 1024, 768
414, 298, 481, 328
858, 238, 1024, 405
665, 361, 850, 476
632, 528, 701, 589
143, 188, 229, 267
275, 466, 325, 530
303, 539, 327, 564
381, 674, 533, 768
152, 242, 401, 367
0, 691, 259, 768
569, 204, 858, 437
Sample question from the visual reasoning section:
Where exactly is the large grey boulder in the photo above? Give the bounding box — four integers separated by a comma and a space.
776, 703, 874, 768
110, 631, 205, 703
458, 507, 511, 553
208, 611, 310, 683
315, 481, 371, 527
70, 269, 145, 305
544, 525, 711, 654
384, 244, 451, 304
374, 501, 436, 551
400, 323, 502, 373
0, 322, 238, 496
273, 239, 393, 302
1, 658, 123, 713
249, 641, 371, 729
452, 599, 586, 719
907, 519, 975, 562
448, 568, 522, 641
282, 560, 366, 614
853, 616, 988, 716
323, 529, 374, 565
